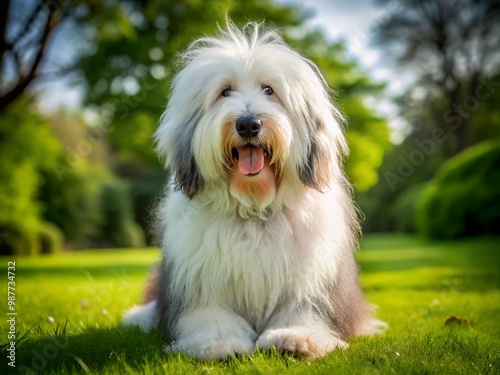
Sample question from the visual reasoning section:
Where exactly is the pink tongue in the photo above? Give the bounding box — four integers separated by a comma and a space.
237, 146, 265, 175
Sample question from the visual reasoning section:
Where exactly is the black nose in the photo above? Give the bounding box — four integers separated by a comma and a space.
235, 116, 261, 138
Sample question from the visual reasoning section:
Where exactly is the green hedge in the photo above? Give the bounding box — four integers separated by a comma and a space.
98, 180, 146, 248
416, 140, 500, 239
38, 222, 63, 254
0, 221, 63, 256
39, 162, 105, 245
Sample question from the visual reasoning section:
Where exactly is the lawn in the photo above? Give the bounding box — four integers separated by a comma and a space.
2, 234, 500, 374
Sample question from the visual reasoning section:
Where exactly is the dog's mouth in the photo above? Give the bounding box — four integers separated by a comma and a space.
231, 144, 272, 176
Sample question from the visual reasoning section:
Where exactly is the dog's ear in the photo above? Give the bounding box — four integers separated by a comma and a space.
298, 116, 334, 191
289, 52, 348, 192
156, 113, 204, 199
171, 114, 204, 199
171, 145, 204, 199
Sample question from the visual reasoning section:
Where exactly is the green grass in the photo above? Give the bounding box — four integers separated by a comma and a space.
2, 234, 500, 374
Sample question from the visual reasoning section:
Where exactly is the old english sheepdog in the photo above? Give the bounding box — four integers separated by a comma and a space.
123, 22, 386, 360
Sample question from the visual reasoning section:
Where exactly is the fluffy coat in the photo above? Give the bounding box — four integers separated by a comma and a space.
123, 22, 385, 360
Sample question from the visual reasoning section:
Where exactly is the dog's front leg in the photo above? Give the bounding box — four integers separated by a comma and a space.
256, 307, 347, 360
167, 306, 257, 360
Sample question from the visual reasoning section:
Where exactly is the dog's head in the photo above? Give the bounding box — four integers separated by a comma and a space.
155, 22, 348, 217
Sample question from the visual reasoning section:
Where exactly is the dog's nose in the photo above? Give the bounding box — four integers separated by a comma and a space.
235, 116, 261, 138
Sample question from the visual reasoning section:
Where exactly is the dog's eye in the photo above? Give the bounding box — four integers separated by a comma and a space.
262, 86, 273, 96
221, 88, 231, 97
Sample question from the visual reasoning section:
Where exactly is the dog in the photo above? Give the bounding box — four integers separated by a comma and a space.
123, 22, 386, 360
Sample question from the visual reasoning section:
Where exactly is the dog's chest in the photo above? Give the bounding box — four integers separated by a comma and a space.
167, 208, 300, 326
207, 217, 295, 315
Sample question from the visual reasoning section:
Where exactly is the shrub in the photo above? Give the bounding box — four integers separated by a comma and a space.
39, 163, 107, 246
38, 222, 63, 254
113, 160, 167, 245
0, 221, 64, 256
98, 179, 145, 248
416, 140, 500, 239
0, 222, 39, 256
40, 162, 148, 248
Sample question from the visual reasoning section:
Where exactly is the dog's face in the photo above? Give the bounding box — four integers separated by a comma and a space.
155, 24, 347, 216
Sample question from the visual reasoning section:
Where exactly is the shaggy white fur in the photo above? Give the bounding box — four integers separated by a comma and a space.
122, 21, 386, 361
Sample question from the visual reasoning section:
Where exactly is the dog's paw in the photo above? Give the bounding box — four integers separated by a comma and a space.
256, 327, 347, 360
167, 335, 254, 360
170, 306, 258, 360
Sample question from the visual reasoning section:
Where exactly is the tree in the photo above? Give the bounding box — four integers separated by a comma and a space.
0, 0, 64, 111
374, 0, 500, 154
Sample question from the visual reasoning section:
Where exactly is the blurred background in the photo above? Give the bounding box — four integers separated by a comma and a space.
1, 0, 499, 255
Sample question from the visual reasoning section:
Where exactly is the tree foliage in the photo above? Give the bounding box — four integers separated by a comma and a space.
0, 99, 61, 226
0, 99, 63, 254
374, 0, 500, 154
